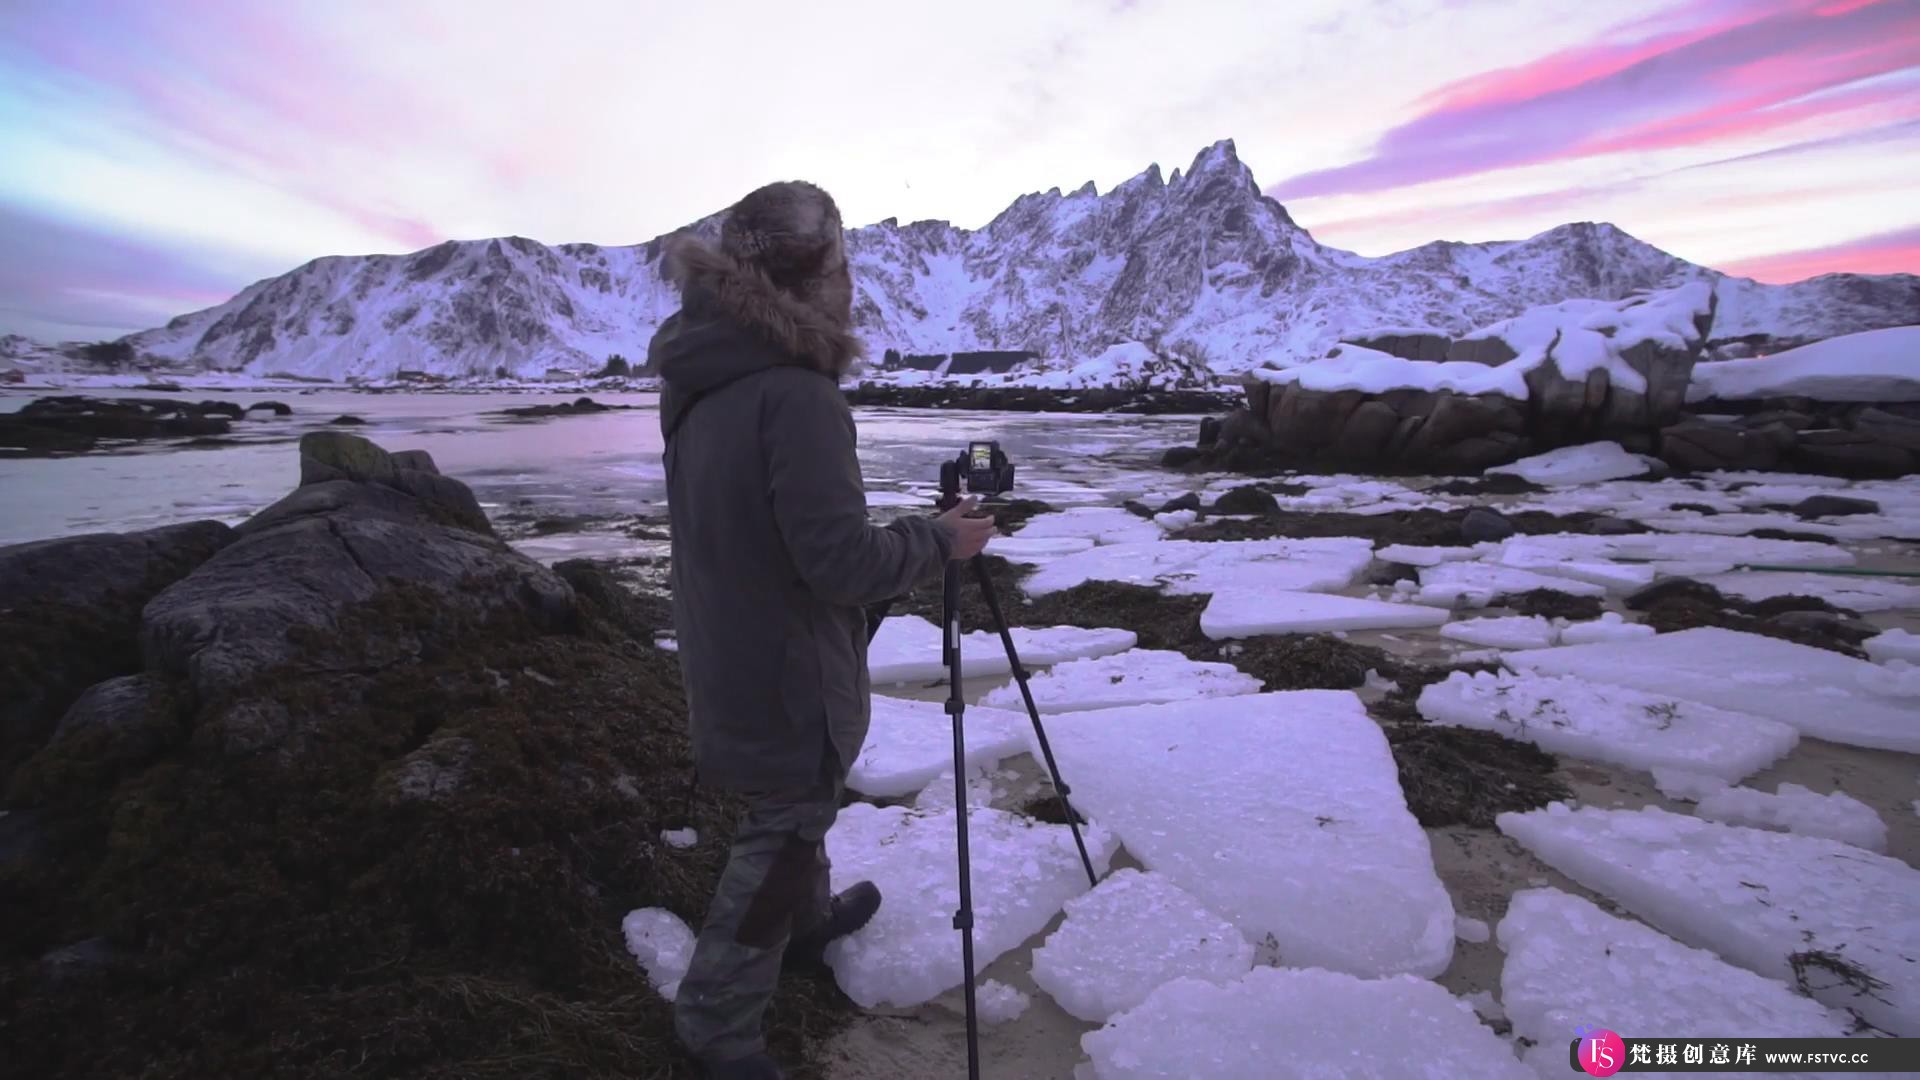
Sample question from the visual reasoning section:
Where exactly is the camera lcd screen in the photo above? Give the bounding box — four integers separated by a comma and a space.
970, 443, 993, 468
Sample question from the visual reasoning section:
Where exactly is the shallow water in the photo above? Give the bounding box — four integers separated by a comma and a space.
0, 389, 1204, 546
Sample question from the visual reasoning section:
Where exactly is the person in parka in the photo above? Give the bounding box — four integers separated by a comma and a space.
648, 180, 995, 1079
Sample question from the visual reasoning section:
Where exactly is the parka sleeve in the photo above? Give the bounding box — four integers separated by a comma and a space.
761, 370, 954, 605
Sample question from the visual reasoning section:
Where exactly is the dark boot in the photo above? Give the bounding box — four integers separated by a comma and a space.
701, 1051, 786, 1079
785, 880, 881, 970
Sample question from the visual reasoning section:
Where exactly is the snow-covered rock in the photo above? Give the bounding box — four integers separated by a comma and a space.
1689, 326, 1920, 403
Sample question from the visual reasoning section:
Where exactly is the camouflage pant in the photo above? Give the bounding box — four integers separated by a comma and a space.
674, 753, 842, 1065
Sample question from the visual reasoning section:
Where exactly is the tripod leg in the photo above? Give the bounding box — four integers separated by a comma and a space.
968, 555, 1099, 888
942, 561, 982, 1080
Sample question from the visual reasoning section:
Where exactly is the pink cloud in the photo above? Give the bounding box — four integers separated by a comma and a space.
1720, 224, 1920, 281
1269, 0, 1920, 201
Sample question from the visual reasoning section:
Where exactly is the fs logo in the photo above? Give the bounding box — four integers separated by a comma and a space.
1575, 1024, 1625, 1077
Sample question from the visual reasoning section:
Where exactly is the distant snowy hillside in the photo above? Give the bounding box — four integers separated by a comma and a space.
118, 139, 1920, 380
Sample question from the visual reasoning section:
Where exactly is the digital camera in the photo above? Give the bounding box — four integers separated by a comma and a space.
942, 441, 1015, 498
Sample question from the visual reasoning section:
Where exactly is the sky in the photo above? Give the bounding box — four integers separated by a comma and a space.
1, 0, 1916, 341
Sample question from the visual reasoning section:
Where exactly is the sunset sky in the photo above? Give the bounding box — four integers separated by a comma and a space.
1, 0, 1916, 340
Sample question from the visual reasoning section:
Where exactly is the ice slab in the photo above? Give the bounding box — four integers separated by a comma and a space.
1696, 783, 1888, 853
1699, 571, 1920, 613
1081, 967, 1533, 1080
1455, 916, 1491, 944
990, 535, 1097, 563
1489, 441, 1650, 486
660, 827, 698, 849
1016, 507, 1166, 546
1498, 531, 1855, 573
1498, 888, 1860, 1079
1035, 691, 1455, 978
1652, 767, 1732, 802
1024, 538, 1376, 598
1417, 562, 1608, 609
1201, 589, 1451, 639
1494, 551, 1658, 594
980, 648, 1262, 714
848, 695, 1032, 798
868, 614, 1137, 685
1439, 615, 1559, 650
1499, 804, 1920, 1035
1377, 542, 1492, 567
1030, 868, 1253, 1023
1418, 670, 1797, 781
824, 803, 1116, 1008
976, 979, 1031, 1025
1866, 629, 1920, 664
913, 764, 1008, 812
1504, 627, 1920, 753
1558, 612, 1657, 645
622, 907, 695, 1001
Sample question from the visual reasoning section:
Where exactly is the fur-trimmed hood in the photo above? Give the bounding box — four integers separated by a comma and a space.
655, 234, 864, 376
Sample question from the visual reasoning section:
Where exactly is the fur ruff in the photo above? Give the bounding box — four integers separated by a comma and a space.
662, 235, 865, 376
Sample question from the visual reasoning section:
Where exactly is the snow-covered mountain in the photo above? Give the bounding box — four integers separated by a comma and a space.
119, 139, 1920, 380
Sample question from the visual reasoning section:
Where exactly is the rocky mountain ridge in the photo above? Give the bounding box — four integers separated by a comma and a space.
107, 139, 1920, 381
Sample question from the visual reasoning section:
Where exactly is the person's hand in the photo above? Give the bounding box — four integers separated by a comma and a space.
936, 497, 997, 561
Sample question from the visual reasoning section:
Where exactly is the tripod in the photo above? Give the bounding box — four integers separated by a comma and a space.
869, 467, 1099, 1080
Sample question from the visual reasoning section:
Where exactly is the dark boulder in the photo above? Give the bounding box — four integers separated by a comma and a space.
0, 521, 231, 771
1460, 507, 1517, 544
1789, 433, 1912, 479
1793, 495, 1880, 519
298, 431, 490, 534
1157, 492, 1204, 516
1660, 421, 1779, 472
1197, 416, 1222, 448
145, 491, 572, 708
1852, 407, 1920, 453
244, 401, 293, 416
1212, 485, 1280, 515
328, 414, 367, 426
1626, 578, 1724, 612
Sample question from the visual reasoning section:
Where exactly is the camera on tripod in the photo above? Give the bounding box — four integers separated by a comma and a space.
941, 441, 1015, 501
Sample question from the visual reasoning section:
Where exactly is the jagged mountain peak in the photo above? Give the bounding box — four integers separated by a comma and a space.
116, 138, 1919, 380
